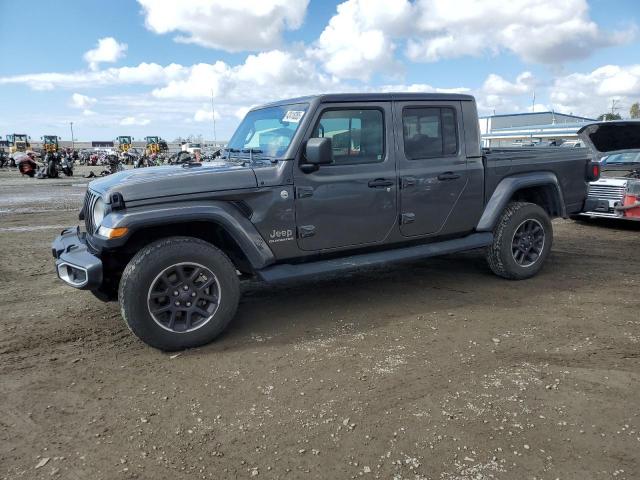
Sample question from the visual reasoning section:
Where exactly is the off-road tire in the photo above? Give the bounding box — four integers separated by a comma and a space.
119, 236, 240, 350
486, 201, 553, 280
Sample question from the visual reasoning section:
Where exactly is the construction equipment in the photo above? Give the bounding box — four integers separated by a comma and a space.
116, 136, 133, 153
144, 136, 160, 155
42, 135, 60, 154
6, 133, 31, 155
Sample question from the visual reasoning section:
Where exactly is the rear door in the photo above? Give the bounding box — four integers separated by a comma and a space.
293, 102, 397, 251
394, 101, 469, 237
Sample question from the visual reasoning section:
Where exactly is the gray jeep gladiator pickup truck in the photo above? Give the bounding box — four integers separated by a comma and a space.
52, 93, 600, 350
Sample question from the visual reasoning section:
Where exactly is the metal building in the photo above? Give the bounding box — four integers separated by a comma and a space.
479, 112, 596, 147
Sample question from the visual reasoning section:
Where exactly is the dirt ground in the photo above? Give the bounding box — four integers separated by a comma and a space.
1, 165, 639, 480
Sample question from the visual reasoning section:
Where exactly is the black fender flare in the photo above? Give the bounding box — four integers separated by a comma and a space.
476, 172, 566, 231
100, 200, 275, 270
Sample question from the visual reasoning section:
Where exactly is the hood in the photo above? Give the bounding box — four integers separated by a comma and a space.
577, 121, 640, 155
89, 161, 257, 202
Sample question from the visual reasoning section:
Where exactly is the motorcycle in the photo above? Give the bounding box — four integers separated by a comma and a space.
17, 153, 38, 177
134, 153, 158, 168
168, 151, 193, 165
45, 152, 60, 178
60, 152, 74, 176
35, 152, 74, 179
85, 153, 124, 178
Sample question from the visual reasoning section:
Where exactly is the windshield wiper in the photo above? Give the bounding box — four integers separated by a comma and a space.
224, 147, 277, 164
222, 148, 241, 162
241, 148, 263, 162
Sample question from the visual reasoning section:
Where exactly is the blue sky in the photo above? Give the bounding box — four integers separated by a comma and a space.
1, 0, 639, 141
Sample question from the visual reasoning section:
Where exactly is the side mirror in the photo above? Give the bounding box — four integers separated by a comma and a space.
302, 137, 332, 173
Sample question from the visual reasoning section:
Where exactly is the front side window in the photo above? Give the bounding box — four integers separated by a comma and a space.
402, 107, 458, 159
227, 103, 309, 158
312, 109, 384, 165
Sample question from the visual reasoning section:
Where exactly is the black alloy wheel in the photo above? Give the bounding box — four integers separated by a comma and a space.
510, 219, 545, 267
147, 262, 221, 333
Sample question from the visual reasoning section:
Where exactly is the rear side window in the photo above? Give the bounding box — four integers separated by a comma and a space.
402, 107, 458, 159
312, 109, 384, 165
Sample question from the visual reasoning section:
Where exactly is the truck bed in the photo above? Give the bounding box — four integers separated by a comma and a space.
483, 147, 592, 214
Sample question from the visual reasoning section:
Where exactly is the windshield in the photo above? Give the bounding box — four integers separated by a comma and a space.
227, 103, 309, 158
602, 151, 640, 164
15, 134, 27, 142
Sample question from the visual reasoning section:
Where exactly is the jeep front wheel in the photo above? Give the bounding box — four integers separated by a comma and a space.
119, 237, 240, 350
486, 201, 553, 280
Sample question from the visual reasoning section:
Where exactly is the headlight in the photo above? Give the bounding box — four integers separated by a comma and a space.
97, 226, 128, 239
93, 198, 106, 227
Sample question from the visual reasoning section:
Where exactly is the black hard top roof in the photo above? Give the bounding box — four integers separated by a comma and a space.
258, 92, 475, 109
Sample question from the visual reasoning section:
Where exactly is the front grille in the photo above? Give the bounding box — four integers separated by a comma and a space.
83, 190, 100, 235
587, 184, 625, 202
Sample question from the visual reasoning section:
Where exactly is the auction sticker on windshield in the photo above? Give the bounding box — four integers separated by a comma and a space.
282, 110, 305, 123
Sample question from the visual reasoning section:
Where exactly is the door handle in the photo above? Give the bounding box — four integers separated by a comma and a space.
437, 172, 461, 181
368, 178, 394, 188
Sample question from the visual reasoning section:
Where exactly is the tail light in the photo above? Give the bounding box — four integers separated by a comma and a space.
586, 161, 601, 181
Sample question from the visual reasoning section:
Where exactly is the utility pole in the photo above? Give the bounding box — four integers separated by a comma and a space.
211, 89, 217, 146
531, 90, 536, 113
69, 121, 75, 150
610, 99, 620, 116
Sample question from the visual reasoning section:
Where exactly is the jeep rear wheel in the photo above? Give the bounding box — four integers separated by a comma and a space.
119, 237, 240, 350
486, 201, 553, 280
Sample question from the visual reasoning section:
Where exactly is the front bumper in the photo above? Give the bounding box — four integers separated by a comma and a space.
51, 227, 103, 289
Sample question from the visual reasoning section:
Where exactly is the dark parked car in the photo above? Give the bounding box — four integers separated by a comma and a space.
52, 93, 600, 350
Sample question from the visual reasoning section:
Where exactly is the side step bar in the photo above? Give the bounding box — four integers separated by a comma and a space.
257, 232, 493, 283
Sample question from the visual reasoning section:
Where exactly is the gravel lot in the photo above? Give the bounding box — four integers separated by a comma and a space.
1, 166, 639, 480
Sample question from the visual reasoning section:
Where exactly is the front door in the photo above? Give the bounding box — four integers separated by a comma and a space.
293, 102, 397, 251
394, 101, 469, 237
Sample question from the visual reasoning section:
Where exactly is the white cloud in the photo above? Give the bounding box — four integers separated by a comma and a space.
70, 93, 97, 108
474, 72, 544, 115
234, 106, 254, 120
309, 0, 412, 80
138, 0, 309, 52
193, 108, 221, 122
84, 37, 128, 70
406, 0, 634, 64
550, 64, 640, 117
0, 63, 188, 90
82, 109, 97, 116
312, 0, 634, 79
152, 50, 338, 103
120, 116, 150, 126
481, 72, 537, 96
378, 83, 471, 94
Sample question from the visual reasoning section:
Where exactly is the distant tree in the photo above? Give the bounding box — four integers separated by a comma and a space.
597, 113, 622, 121
630, 102, 640, 119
